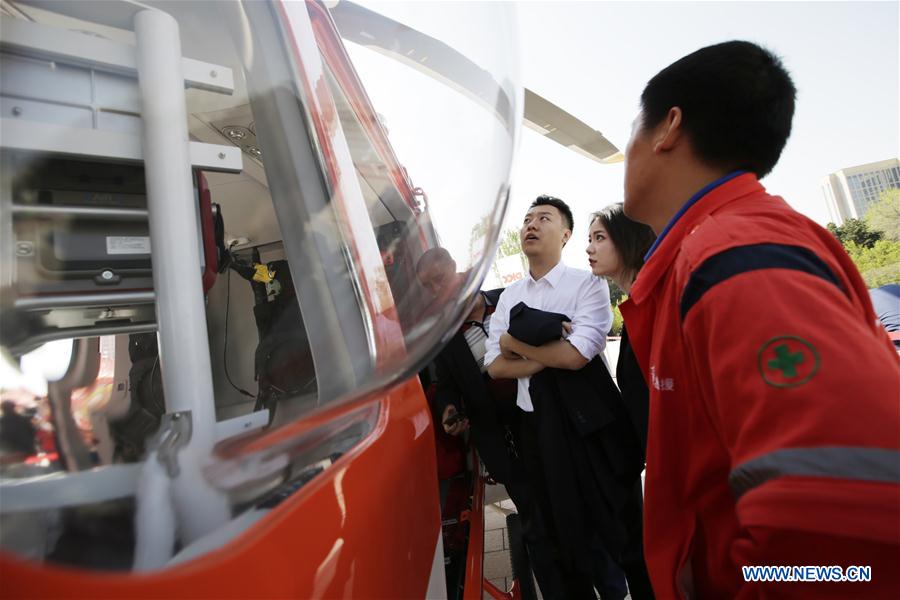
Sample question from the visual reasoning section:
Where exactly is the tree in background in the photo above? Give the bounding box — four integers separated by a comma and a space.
610, 302, 624, 337
497, 228, 522, 259
488, 228, 527, 284
844, 240, 900, 288
827, 218, 883, 249
468, 216, 491, 266
608, 281, 626, 307
865, 188, 900, 242
828, 197, 900, 288
603, 281, 626, 335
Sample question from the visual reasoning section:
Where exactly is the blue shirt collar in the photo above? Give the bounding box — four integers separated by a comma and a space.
644, 171, 746, 261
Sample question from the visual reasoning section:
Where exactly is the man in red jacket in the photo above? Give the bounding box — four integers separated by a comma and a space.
619, 40, 900, 599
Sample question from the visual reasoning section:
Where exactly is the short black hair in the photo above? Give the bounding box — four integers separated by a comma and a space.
530, 195, 574, 232
590, 203, 656, 281
640, 40, 796, 178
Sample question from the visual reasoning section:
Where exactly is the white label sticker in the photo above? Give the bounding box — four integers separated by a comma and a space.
106, 236, 151, 255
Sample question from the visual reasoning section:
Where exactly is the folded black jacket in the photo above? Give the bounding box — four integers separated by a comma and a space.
509, 303, 644, 570
508, 301, 569, 346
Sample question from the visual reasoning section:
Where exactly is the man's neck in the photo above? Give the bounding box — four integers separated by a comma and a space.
648, 164, 732, 233
528, 255, 561, 281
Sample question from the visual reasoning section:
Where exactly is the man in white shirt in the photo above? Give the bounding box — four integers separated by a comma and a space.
486, 196, 627, 600
484, 216, 612, 406
485, 194, 612, 417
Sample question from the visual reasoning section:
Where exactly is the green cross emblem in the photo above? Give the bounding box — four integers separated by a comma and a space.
757, 335, 820, 388
767, 344, 804, 378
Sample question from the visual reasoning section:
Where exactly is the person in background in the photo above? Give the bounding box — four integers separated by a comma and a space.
487, 196, 639, 600
0, 400, 36, 459
586, 203, 656, 454
619, 39, 900, 598
415, 248, 516, 477
416, 248, 541, 600
585, 203, 656, 599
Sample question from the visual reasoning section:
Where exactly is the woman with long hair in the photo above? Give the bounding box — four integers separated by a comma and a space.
585, 202, 657, 599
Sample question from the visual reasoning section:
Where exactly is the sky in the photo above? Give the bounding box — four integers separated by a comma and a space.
511, 0, 900, 268
355, 1, 899, 274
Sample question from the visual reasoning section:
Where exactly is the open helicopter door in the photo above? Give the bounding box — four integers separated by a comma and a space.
1, 1, 522, 598
0, 0, 245, 567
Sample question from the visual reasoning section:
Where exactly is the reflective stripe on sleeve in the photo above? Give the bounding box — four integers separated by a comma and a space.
729, 446, 900, 499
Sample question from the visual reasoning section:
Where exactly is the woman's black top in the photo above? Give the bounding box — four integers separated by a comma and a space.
616, 324, 650, 458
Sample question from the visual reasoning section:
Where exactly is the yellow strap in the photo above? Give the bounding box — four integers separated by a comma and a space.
252, 263, 274, 283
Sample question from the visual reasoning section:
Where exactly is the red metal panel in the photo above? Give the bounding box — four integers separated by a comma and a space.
463, 457, 485, 600
0, 377, 441, 599
197, 171, 218, 293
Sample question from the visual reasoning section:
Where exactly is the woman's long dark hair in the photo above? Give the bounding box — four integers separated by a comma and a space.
590, 203, 657, 285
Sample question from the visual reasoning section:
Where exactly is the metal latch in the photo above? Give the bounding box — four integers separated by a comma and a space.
152, 411, 193, 478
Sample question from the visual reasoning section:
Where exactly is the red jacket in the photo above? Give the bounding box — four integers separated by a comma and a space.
620, 173, 900, 598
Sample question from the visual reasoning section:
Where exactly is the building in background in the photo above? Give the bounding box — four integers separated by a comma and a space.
821, 158, 900, 225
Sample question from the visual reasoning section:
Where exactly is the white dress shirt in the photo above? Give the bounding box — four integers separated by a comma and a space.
484, 261, 613, 412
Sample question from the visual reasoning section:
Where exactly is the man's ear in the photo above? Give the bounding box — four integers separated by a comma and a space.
654, 106, 683, 153
562, 230, 571, 247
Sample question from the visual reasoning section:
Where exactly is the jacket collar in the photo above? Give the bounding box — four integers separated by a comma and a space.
482, 288, 502, 307
528, 260, 566, 288
630, 172, 764, 305
644, 171, 746, 261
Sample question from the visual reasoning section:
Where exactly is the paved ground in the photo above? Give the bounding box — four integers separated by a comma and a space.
481, 499, 524, 599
